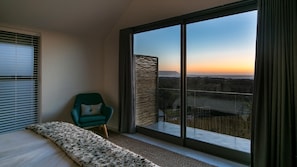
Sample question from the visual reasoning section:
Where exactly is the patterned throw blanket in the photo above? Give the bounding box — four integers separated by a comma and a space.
26, 122, 159, 167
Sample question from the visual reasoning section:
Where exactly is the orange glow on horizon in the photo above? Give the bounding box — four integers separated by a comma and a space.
187, 65, 254, 75
160, 64, 254, 75
158, 52, 255, 75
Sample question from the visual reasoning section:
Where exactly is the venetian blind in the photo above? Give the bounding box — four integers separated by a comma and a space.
0, 30, 39, 134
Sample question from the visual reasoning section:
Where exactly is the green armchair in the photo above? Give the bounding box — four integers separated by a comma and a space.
71, 93, 113, 138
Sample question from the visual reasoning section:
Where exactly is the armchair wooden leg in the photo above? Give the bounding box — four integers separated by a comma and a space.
101, 124, 109, 138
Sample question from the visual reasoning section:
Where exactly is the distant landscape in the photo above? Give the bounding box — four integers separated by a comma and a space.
159, 71, 254, 93
159, 71, 254, 80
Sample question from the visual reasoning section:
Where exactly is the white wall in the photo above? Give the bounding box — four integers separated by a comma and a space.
41, 31, 104, 123
103, 0, 240, 130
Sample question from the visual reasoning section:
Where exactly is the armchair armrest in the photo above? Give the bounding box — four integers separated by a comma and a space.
101, 105, 113, 123
71, 108, 80, 126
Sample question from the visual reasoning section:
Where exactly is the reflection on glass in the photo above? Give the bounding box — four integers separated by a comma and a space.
134, 25, 181, 137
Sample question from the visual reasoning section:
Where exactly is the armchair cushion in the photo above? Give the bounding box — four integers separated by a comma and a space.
81, 103, 102, 116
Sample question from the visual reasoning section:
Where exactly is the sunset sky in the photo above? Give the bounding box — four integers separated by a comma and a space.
134, 10, 257, 76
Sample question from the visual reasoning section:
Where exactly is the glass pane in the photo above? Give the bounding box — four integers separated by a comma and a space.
186, 11, 257, 153
0, 43, 34, 76
134, 25, 181, 137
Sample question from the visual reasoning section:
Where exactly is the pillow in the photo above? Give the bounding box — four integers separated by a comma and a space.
81, 103, 102, 116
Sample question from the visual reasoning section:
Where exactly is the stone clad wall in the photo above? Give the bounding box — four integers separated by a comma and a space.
135, 55, 158, 126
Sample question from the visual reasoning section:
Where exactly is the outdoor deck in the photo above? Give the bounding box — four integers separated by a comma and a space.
145, 121, 250, 153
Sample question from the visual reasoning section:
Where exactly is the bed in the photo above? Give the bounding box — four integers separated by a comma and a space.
0, 121, 159, 167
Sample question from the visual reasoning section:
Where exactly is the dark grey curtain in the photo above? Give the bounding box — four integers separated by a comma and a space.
119, 28, 136, 133
252, 0, 297, 166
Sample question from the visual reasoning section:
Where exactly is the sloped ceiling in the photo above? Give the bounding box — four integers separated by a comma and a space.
0, 0, 240, 39
0, 0, 132, 38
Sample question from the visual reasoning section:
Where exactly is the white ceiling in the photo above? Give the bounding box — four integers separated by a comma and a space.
0, 0, 132, 38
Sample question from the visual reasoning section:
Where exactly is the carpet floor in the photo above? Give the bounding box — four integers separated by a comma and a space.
92, 129, 215, 167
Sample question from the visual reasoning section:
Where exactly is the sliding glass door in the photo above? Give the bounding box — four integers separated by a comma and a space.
134, 25, 181, 138
130, 1, 257, 163
186, 11, 257, 153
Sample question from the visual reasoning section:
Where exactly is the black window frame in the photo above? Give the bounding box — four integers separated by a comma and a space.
123, 0, 257, 164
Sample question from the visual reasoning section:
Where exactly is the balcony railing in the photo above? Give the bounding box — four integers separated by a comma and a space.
158, 88, 253, 139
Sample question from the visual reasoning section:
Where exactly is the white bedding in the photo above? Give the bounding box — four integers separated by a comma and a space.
0, 122, 159, 167
0, 130, 79, 167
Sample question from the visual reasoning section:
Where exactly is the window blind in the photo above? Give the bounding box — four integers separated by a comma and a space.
0, 30, 39, 134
